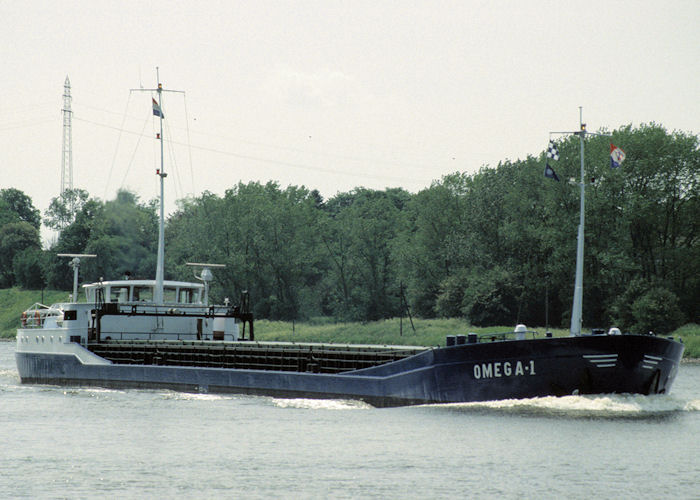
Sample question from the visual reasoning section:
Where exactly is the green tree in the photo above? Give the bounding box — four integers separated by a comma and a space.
425, 125, 698, 329
167, 182, 325, 320
0, 188, 41, 229
397, 173, 470, 317
323, 188, 409, 321
45, 190, 156, 289
44, 188, 90, 230
45, 197, 105, 290
0, 221, 41, 286
631, 287, 685, 334
616, 125, 699, 323
82, 190, 157, 281
30, 123, 692, 332
13, 247, 46, 289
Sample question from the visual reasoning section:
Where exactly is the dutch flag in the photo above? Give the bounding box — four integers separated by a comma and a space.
152, 98, 164, 119
610, 143, 625, 168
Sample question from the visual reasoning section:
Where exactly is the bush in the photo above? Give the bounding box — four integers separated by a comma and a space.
459, 267, 519, 326
434, 274, 466, 318
612, 278, 646, 330
13, 248, 45, 289
631, 287, 685, 335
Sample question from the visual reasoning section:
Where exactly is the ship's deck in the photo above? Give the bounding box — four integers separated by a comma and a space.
88, 340, 431, 374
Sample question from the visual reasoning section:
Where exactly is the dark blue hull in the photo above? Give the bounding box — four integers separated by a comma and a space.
16, 334, 684, 407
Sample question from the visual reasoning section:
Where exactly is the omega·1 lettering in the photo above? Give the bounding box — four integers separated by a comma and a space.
473, 360, 536, 379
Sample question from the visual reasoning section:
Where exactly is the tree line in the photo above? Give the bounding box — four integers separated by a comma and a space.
1, 124, 697, 334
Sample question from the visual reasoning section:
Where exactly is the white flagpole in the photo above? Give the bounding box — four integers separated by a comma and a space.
570, 107, 586, 336
549, 108, 610, 337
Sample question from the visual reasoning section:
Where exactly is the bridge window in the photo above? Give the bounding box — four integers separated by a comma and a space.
178, 288, 196, 304
163, 287, 177, 303
111, 286, 130, 303
133, 286, 153, 302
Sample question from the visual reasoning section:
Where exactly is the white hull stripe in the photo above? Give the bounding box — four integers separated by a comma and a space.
583, 354, 618, 368
641, 354, 662, 370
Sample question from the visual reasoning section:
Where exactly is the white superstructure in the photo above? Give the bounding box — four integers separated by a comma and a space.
16, 73, 245, 361
16, 278, 240, 359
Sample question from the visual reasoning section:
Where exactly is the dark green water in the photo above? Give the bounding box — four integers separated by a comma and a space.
1, 342, 698, 499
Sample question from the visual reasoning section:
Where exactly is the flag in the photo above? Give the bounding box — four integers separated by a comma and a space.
544, 163, 560, 181
152, 98, 164, 118
610, 143, 625, 168
546, 140, 560, 160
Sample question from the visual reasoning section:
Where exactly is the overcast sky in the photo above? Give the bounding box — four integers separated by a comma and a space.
2, 0, 698, 235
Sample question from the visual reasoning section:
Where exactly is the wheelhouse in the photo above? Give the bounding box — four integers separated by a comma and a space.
83, 280, 205, 305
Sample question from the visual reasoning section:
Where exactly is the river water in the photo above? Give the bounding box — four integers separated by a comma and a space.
1, 341, 698, 499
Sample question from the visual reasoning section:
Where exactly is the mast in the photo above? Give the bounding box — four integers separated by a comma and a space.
155, 68, 166, 304
130, 68, 184, 304
570, 108, 586, 336
550, 109, 609, 337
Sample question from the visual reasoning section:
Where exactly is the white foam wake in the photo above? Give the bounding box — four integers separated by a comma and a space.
162, 391, 232, 401
270, 397, 372, 410
62, 387, 127, 397
437, 393, 700, 418
0, 368, 19, 380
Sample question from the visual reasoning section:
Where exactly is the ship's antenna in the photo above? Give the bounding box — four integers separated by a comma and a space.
186, 263, 226, 306
549, 108, 610, 336
60, 75, 74, 224
130, 68, 185, 304
57, 253, 97, 300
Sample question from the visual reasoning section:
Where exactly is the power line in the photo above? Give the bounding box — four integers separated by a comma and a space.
0, 118, 54, 132
72, 101, 442, 172
74, 116, 435, 185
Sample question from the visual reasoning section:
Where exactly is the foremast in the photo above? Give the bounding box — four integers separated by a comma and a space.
551, 108, 610, 336
571, 110, 586, 336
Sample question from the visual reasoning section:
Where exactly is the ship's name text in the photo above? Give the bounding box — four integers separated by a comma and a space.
473, 360, 536, 379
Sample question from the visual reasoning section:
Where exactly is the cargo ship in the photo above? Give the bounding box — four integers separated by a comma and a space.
15, 299, 684, 407
15, 83, 684, 407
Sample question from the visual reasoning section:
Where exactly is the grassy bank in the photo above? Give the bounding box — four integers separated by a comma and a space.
671, 323, 700, 361
0, 288, 70, 339
252, 318, 572, 346
254, 319, 699, 359
2, 288, 697, 358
